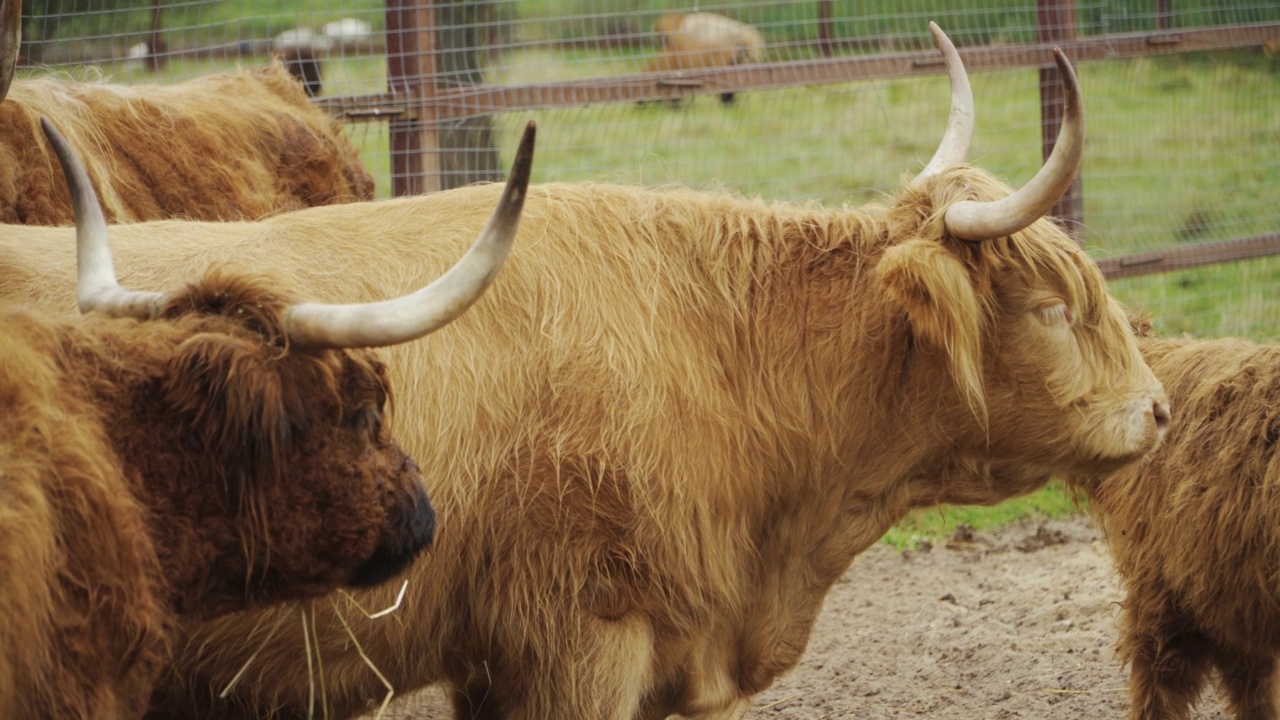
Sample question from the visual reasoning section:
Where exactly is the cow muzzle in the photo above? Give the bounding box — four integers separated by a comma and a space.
348, 482, 435, 589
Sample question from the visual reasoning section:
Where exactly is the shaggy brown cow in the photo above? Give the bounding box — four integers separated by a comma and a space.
1066, 322, 1280, 720
1, 26, 1167, 720
644, 11, 765, 105
0, 10, 372, 225
0, 118, 532, 719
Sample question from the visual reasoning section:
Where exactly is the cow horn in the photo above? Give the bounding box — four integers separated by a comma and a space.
912, 22, 974, 185
943, 48, 1084, 241
0, 0, 21, 104
282, 120, 536, 350
41, 118, 169, 319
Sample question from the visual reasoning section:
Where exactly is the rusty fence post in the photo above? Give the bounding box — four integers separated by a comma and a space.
1157, 0, 1172, 31
1037, 0, 1083, 243
817, 0, 833, 58
386, 0, 441, 196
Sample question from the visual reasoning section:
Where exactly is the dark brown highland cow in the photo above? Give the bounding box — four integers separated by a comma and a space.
0, 9, 373, 226
0, 118, 532, 719
1067, 320, 1280, 720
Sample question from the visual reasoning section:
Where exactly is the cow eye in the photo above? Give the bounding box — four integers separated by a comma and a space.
1034, 302, 1073, 327
349, 404, 383, 437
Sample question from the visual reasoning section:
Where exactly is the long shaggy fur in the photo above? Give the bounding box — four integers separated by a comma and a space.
0, 269, 430, 719
1071, 328, 1280, 720
0, 316, 167, 719
0, 61, 373, 226
0, 168, 1163, 719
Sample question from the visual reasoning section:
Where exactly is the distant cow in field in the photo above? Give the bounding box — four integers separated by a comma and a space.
644, 11, 764, 105
0, 12, 373, 225
1, 26, 1168, 720
0, 118, 532, 719
1066, 320, 1280, 720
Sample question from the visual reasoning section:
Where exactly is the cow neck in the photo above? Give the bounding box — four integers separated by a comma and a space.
717, 214, 957, 697
71, 317, 243, 620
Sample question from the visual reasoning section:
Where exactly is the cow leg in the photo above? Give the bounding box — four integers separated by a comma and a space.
1121, 624, 1213, 720
448, 614, 654, 720
1215, 649, 1278, 720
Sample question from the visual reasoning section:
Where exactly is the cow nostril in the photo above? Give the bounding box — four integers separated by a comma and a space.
1153, 401, 1171, 431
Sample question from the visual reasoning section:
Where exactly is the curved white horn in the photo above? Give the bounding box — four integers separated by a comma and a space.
41, 118, 167, 318
1, 0, 22, 104
943, 48, 1084, 242
912, 22, 974, 185
283, 120, 537, 350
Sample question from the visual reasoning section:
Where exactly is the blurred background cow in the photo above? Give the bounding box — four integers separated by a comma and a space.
644, 11, 764, 106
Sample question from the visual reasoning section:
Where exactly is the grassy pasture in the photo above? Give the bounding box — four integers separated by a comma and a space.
25, 38, 1279, 548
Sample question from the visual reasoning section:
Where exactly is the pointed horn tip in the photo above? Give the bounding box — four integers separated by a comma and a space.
517, 120, 537, 157
927, 22, 951, 50
39, 116, 60, 145
508, 121, 537, 187
38, 117, 79, 182
1051, 47, 1082, 109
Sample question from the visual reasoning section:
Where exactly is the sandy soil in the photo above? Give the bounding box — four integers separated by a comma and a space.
382, 515, 1228, 719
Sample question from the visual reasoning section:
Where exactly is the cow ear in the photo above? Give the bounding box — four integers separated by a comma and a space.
161, 333, 295, 468
876, 238, 986, 419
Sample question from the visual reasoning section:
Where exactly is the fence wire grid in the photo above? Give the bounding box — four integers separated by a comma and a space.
15, 1, 1280, 340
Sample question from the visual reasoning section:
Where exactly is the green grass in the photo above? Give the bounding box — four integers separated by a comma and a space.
881, 481, 1085, 549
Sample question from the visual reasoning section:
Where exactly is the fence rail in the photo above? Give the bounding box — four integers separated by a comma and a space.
317, 22, 1280, 122
17, 1, 1280, 328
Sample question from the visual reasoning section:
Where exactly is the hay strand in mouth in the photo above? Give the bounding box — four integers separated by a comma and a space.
331, 598, 396, 720
311, 604, 329, 720
301, 608, 316, 720
338, 579, 408, 620
220, 608, 290, 698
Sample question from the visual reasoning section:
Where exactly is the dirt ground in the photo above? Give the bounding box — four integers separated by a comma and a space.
383, 515, 1228, 719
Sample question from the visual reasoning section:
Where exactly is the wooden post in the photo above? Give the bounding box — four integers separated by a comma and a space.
817, 0, 833, 58
386, 0, 441, 196
1156, 0, 1172, 31
435, 1, 501, 190
1037, 0, 1083, 242
147, 0, 168, 72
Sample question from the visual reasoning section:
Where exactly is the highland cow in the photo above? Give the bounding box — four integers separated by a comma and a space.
1067, 321, 1280, 720
0, 117, 531, 719
1, 27, 1168, 720
644, 11, 764, 105
0, 11, 373, 226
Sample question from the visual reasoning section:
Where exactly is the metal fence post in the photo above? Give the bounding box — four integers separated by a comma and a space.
386, 0, 441, 196
1037, 0, 1084, 242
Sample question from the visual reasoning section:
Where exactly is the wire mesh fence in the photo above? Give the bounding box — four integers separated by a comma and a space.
15, 1, 1280, 339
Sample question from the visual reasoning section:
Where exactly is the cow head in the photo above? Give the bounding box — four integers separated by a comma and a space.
42, 117, 535, 614
875, 25, 1168, 504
